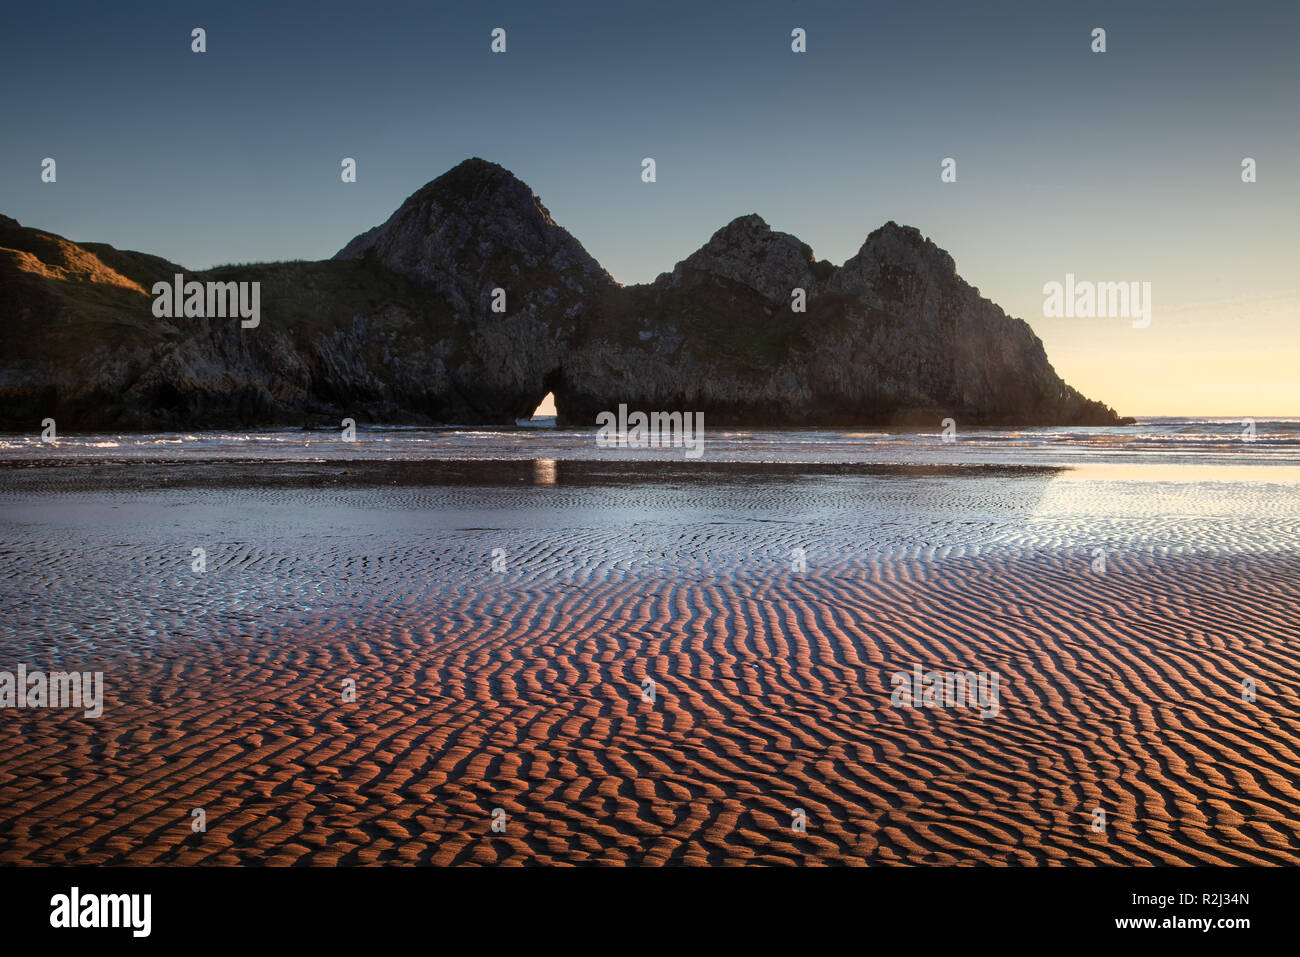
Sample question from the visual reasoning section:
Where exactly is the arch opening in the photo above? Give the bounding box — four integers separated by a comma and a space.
516, 390, 557, 428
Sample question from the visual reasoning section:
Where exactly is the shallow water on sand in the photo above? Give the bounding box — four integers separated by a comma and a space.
1, 459, 1297, 864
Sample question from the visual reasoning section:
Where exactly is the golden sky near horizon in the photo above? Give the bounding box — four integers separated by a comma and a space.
1034, 290, 1298, 418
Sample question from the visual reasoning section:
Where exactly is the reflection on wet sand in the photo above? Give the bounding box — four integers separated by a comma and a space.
1, 460, 1297, 864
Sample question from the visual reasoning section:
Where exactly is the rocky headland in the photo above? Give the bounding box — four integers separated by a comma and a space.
0, 159, 1132, 429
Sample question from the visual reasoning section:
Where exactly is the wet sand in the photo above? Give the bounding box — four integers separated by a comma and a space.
1, 461, 1298, 865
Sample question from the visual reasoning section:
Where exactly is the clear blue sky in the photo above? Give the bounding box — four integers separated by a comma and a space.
2, 0, 1297, 413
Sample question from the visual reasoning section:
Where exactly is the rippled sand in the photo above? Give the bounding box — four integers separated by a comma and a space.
1, 461, 1298, 864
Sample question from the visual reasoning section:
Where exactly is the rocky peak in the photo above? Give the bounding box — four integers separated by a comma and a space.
658, 214, 826, 302
828, 220, 962, 309
856, 221, 955, 274
334, 157, 613, 314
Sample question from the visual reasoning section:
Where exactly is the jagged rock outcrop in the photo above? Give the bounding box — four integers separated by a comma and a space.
658, 213, 830, 302
552, 215, 1123, 426
0, 159, 1131, 430
334, 158, 613, 312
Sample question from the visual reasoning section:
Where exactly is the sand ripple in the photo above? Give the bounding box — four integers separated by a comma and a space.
1, 468, 1298, 864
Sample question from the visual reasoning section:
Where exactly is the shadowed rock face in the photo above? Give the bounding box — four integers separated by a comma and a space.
0, 159, 1132, 430
334, 158, 613, 312
659, 213, 825, 302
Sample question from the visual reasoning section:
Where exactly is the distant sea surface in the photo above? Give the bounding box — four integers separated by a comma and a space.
3, 417, 1300, 471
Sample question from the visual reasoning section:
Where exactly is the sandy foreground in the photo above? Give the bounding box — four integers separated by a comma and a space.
1, 460, 1297, 865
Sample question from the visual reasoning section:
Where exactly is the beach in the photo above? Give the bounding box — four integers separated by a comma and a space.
1, 428, 1298, 865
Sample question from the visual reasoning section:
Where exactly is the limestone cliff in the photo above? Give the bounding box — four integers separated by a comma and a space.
0, 160, 1131, 430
